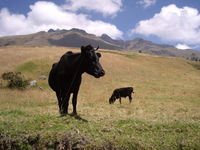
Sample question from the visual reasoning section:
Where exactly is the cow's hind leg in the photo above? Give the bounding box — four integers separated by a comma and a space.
60, 92, 70, 115
56, 91, 62, 114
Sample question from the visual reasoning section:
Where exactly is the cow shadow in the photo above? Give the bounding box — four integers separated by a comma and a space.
59, 113, 87, 122
69, 113, 88, 122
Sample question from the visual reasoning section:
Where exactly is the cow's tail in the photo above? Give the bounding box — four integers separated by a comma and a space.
48, 63, 58, 91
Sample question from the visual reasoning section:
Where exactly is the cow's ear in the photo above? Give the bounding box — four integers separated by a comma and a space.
96, 52, 101, 58
81, 46, 86, 54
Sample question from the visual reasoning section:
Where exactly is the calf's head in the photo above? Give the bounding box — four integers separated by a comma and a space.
109, 95, 116, 104
81, 45, 105, 78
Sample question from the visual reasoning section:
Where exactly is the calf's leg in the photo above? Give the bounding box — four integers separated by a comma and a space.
119, 97, 122, 104
128, 95, 132, 103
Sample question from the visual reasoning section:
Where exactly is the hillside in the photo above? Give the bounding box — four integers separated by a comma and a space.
1, 28, 200, 59
0, 29, 120, 50
0, 46, 200, 149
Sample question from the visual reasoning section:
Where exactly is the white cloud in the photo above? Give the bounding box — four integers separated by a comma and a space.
63, 0, 123, 17
175, 44, 191, 50
132, 4, 200, 45
138, 0, 156, 8
0, 8, 30, 36
0, 1, 123, 39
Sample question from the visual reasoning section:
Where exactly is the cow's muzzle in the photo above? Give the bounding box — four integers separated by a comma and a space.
95, 70, 105, 78
99, 70, 105, 76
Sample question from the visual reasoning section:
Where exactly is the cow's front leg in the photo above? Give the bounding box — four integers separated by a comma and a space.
72, 92, 78, 115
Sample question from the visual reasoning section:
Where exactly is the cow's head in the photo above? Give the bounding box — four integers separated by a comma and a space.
109, 95, 116, 104
81, 45, 105, 78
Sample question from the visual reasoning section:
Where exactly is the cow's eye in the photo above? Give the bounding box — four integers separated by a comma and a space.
87, 52, 93, 58
89, 55, 96, 61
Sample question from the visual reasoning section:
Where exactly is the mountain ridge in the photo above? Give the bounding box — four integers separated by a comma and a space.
0, 28, 200, 59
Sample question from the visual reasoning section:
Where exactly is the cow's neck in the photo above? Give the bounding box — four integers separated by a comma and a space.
71, 55, 85, 77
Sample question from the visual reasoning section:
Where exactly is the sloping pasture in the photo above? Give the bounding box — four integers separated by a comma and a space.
0, 46, 200, 149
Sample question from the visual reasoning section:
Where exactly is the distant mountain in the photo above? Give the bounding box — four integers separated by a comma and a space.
100, 34, 200, 59
0, 28, 200, 59
101, 34, 125, 49
0, 28, 120, 50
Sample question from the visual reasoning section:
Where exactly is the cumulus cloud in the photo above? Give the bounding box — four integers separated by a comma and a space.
132, 4, 200, 45
63, 0, 123, 17
175, 44, 192, 50
0, 1, 123, 39
0, 8, 30, 36
138, 0, 156, 8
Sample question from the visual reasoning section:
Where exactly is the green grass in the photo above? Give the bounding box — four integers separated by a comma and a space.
16, 58, 51, 76
1, 111, 199, 149
15, 58, 52, 89
0, 48, 200, 149
17, 62, 38, 73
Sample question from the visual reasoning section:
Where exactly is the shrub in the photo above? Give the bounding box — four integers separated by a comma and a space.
1, 72, 29, 90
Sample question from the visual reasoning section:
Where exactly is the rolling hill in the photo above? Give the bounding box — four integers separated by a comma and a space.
0, 28, 200, 59
0, 46, 200, 149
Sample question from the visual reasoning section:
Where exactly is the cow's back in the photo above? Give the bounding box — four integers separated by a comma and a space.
123, 87, 133, 95
114, 87, 133, 97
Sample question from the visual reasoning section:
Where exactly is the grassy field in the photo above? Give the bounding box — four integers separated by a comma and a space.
0, 46, 200, 149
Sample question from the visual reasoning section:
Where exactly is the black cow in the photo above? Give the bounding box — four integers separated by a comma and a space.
109, 87, 134, 104
48, 45, 105, 115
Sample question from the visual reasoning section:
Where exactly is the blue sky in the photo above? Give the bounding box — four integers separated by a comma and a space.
0, 0, 200, 50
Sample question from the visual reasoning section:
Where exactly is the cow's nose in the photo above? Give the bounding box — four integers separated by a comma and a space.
100, 70, 105, 76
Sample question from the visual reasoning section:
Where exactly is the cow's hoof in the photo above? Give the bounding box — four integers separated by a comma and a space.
60, 112, 68, 117
71, 112, 77, 116
60, 114, 67, 117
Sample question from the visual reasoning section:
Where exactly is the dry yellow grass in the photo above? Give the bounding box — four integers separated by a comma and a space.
0, 46, 75, 73
80, 51, 200, 122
